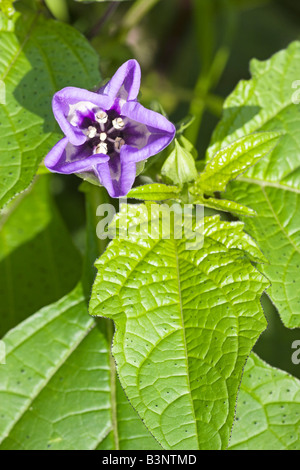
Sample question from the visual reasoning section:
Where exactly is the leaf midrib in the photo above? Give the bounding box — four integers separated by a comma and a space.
0, 13, 40, 83
237, 176, 300, 194
174, 240, 200, 450
202, 136, 279, 190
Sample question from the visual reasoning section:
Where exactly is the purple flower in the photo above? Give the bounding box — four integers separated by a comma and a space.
45, 60, 176, 198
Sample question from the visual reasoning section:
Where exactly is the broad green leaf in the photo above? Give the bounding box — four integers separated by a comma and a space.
230, 354, 300, 450
193, 195, 256, 216
0, 285, 160, 450
226, 180, 300, 328
162, 139, 198, 185
194, 132, 281, 195
90, 207, 268, 450
128, 184, 180, 201
0, 176, 82, 336
0, 10, 100, 209
97, 379, 161, 451
207, 41, 300, 328
0, 341, 5, 364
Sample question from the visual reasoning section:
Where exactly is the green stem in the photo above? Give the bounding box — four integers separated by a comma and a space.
83, 183, 119, 448
186, 46, 230, 145
193, 0, 215, 76
119, 0, 160, 40
87, 1, 120, 40
82, 183, 111, 296
186, 0, 236, 146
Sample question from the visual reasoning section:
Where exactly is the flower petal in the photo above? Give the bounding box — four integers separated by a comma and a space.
121, 101, 176, 162
52, 87, 114, 146
99, 60, 141, 102
68, 101, 96, 128
95, 157, 136, 198
45, 137, 109, 174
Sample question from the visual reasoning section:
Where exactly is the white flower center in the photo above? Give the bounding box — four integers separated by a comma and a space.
95, 111, 108, 124
94, 142, 108, 155
86, 126, 97, 138
70, 102, 128, 156
112, 117, 125, 130
83, 108, 127, 155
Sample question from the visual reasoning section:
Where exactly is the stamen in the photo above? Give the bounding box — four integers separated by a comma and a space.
107, 126, 116, 135
94, 142, 108, 155
112, 117, 125, 130
100, 132, 107, 142
86, 126, 98, 139
115, 137, 126, 151
95, 111, 108, 124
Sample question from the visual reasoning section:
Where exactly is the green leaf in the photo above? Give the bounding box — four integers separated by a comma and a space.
90, 207, 268, 450
178, 134, 198, 160
207, 41, 300, 328
195, 132, 281, 195
127, 184, 180, 201
193, 195, 256, 216
0, 176, 82, 337
0, 285, 160, 450
0, 10, 100, 209
44, 0, 69, 22
0, 0, 15, 16
97, 379, 161, 451
161, 139, 198, 185
230, 354, 300, 450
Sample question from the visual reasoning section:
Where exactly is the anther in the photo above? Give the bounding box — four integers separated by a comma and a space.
115, 137, 125, 151
95, 111, 108, 124
94, 142, 108, 155
112, 117, 125, 130
86, 126, 97, 139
